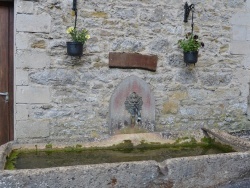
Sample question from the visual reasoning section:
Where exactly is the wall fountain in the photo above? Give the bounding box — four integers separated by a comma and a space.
109, 75, 155, 134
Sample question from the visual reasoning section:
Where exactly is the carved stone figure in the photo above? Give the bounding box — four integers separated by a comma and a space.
125, 92, 143, 125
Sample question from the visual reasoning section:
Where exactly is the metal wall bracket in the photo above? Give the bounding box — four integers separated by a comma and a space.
0, 92, 9, 102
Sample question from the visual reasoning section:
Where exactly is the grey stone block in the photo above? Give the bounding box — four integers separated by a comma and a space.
15, 120, 50, 139
17, 1, 34, 14
230, 41, 250, 54
16, 50, 50, 69
16, 69, 29, 86
16, 86, 51, 104
16, 14, 51, 33
231, 13, 250, 26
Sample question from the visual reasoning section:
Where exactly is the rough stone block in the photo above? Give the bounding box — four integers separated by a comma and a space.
16, 86, 51, 104
232, 25, 247, 41
169, 91, 188, 101
16, 104, 29, 120
16, 14, 51, 33
16, 69, 29, 86
162, 152, 250, 188
162, 101, 179, 114
230, 41, 250, 54
109, 52, 158, 71
17, 1, 33, 14
16, 50, 50, 69
15, 120, 50, 139
31, 40, 46, 49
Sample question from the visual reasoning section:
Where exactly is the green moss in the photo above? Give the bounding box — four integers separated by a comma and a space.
110, 140, 134, 152
45, 143, 52, 149
76, 144, 82, 148
4, 150, 19, 170
63, 146, 84, 153
116, 127, 148, 134
174, 137, 197, 144
4, 137, 235, 170
200, 137, 235, 152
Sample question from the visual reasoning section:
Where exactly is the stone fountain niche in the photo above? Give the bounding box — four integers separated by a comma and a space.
109, 75, 155, 134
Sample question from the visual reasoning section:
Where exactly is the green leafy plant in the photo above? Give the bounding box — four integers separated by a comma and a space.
66, 26, 90, 43
5, 150, 19, 170
178, 33, 204, 52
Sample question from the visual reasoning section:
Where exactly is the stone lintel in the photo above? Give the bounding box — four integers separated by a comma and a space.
109, 52, 158, 71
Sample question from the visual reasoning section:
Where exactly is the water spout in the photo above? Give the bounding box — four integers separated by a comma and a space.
125, 92, 143, 127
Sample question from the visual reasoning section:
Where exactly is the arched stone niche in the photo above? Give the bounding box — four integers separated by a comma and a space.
109, 75, 155, 134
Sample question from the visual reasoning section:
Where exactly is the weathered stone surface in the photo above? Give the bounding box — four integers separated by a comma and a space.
111, 39, 143, 52
15, 33, 33, 50
168, 53, 184, 68
219, 178, 250, 188
149, 39, 169, 53
161, 152, 250, 188
247, 0, 250, 9
231, 13, 250, 26
176, 69, 198, 84
162, 101, 179, 114
15, 69, 29, 86
30, 69, 78, 86
31, 40, 46, 49
232, 25, 247, 41
16, 1, 33, 14
199, 72, 232, 86
16, 104, 29, 121
16, 86, 51, 104
109, 52, 158, 71
16, 14, 51, 33
230, 41, 250, 54
16, 50, 50, 69
15, 120, 50, 139
0, 160, 160, 188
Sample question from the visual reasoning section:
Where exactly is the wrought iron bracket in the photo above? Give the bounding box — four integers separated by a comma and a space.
184, 2, 195, 34
72, 0, 78, 28
184, 2, 195, 22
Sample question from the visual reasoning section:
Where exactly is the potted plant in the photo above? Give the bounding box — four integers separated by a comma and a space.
178, 33, 204, 65
66, 26, 90, 56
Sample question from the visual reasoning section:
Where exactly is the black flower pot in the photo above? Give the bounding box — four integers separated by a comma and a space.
67, 42, 83, 56
183, 51, 198, 66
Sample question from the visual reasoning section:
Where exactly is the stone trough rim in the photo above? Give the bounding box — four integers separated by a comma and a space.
1, 128, 250, 171
1, 129, 250, 187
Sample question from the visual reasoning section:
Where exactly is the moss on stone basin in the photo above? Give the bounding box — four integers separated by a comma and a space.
5, 137, 235, 170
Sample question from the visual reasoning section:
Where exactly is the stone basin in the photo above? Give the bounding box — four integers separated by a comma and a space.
0, 129, 250, 188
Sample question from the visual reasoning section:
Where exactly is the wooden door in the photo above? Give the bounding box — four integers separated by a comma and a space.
0, 1, 14, 145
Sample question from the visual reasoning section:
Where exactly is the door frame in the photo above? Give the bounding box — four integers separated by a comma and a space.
0, 1, 14, 143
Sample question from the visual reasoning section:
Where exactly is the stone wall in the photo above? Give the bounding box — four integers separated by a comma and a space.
14, 0, 250, 142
